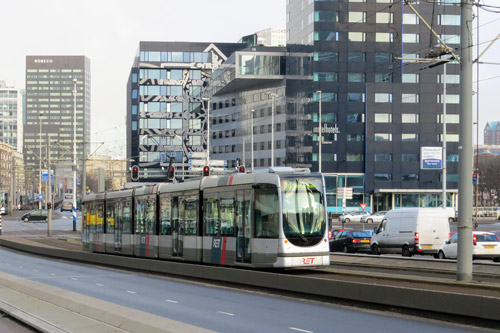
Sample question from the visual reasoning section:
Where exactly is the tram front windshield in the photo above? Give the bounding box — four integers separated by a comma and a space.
281, 177, 326, 246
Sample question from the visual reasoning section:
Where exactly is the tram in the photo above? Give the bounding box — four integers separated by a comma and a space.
82, 168, 330, 268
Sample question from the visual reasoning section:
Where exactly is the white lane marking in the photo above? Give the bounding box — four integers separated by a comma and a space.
33, 269, 38, 272
71, 278, 78, 280
96, 283, 104, 287
217, 311, 234, 316
126, 290, 136, 294
50, 273, 56, 276
289, 328, 313, 333
165, 299, 178, 304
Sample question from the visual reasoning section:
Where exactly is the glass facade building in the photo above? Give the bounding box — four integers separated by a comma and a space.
127, 42, 245, 182
0, 83, 23, 152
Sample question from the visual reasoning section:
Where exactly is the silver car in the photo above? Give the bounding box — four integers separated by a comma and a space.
360, 211, 387, 223
339, 211, 369, 223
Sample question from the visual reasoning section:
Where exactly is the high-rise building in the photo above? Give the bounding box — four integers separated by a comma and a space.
283, 0, 461, 212
239, 28, 287, 47
24, 56, 91, 195
0, 81, 23, 152
127, 42, 245, 182
484, 122, 500, 145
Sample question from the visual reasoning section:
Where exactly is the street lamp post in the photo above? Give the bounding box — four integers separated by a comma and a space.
266, 92, 278, 168
442, 63, 447, 209
316, 90, 322, 173
251, 109, 255, 172
72, 79, 77, 232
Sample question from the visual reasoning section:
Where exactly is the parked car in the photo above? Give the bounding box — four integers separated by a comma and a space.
21, 209, 48, 223
360, 211, 387, 224
339, 211, 369, 223
438, 231, 500, 262
371, 208, 450, 257
330, 230, 372, 253
60, 200, 73, 212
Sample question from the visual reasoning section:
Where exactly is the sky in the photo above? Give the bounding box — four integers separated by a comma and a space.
1, 0, 499, 159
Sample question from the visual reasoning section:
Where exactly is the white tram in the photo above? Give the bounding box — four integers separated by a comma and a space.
82, 169, 330, 268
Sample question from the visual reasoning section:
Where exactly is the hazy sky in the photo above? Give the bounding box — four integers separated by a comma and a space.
1, 0, 499, 158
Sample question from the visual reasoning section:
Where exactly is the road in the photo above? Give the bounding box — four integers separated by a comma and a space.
2, 210, 81, 234
0, 247, 490, 332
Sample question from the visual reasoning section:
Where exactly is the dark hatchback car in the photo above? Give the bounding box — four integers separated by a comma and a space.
330, 230, 372, 253
21, 209, 49, 223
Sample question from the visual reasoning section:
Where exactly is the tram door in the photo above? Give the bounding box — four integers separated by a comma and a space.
236, 190, 252, 262
114, 201, 122, 251
172, 197, 184, 257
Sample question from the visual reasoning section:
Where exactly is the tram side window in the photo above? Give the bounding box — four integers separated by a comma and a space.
204, 195, 219, 236
89, 204, 96, 232
106, 202, 116, 233
160, 195, 172, 235
122, 200, 132, 233
184, 195, 198, 235
220, 197, 235, 236
96, 203, 104, 233
255, 186, 279, 238
178, 196, 185, 233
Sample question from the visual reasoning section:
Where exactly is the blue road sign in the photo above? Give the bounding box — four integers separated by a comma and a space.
38, 194, 43, 200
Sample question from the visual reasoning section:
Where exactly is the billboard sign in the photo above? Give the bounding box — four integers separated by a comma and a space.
421, 147, 442, 170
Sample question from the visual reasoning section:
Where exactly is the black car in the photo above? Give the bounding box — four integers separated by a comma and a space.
21, 209, 49, 223
330, 230, 372, 253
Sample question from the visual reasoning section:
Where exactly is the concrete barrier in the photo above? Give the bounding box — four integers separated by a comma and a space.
1, 237, 500, 325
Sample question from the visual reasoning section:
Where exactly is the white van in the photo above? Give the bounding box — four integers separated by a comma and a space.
371, 208, 450, 257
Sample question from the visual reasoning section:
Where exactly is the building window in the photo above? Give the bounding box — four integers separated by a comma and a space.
374, 113, 392, 123
376, 12, 393, 24
347, 113, 364, 123
375, 93, 392, 103
401, 53, 419, 63
315, 31, 339, 41
132, 105, 138, 115
438, 74, 460, 84
402, 73, 419, 83
347, 93, 365, 102
189, 102, 201, 113
438, 94, 460, 104
314, 92, 337, 102
374, 153, 392, 162
438, 14, 460, 26
314, 72, 338, 82
402, 154, 419, 162
376, 33, 393, 42
375, 133, 392, 141
438, 134, 460, 142
314, 52, 338, 62
348, 32, 366, 42
189, 119, 201, 129
403, 13, 419, 25
402, 133, 419, 141
347, 153, 363, 161
402, 113, 420, 123
375, 73, 392, 82
447, 154, 459, 162
402, 174, 419, 181
132, 121, 137, 131
348, 52, 366, 62
347, 73, 365, 82
438, 114, 460, 124
315, 11, 339, 22
402, 93, 419, 103
440, 34, 460, 44
374, 173, 392, 181
347, 133, 365, 141
189, 136, 201, 145
375, 53, 392, 62
132, 89, 138, 99
403, 33, 419, 43
348, 12, 366, 23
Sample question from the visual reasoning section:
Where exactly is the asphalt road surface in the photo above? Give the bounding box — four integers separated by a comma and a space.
0, 247, 492, 333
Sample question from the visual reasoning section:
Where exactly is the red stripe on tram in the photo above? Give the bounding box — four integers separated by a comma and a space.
221, 237, 227, 265
146, 235, 150, 257
228, 175, 234, 186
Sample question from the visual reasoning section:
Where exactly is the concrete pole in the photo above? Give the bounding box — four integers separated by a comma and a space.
47, 135, 52, 237
317, 90, 322, 173
457, 0, 473, 282
442, 63, 447, 209
72, 79, 77, 231
39, 113, 43, 209
251, 109, 255, 173
271, 95, 275, 168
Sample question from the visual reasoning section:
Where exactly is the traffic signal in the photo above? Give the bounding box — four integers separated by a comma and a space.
47, 203, 52, 210
238, 166, 246, 173
131, 165, 139, 181
203, 166, 210, 177
167, 167, 175, 181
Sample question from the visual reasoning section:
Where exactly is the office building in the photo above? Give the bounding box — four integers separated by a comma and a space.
239, 28, 287, 47
127, 41, 245, 182
484, 122, 500, 145
24, 56, 91, 195
0, 81, 23, 152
